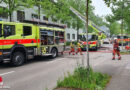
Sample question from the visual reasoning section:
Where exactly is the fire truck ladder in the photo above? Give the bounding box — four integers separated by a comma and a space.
70, 6, 106, 38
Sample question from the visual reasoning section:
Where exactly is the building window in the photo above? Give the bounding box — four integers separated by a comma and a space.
32, 14, 38, 19
23, 26, 32, 36
3, 25, 15, 36
17, 10, 25, 21
72, 34, 75, 39
0, 7, 8, 19
43, 16, 48, 21
67, 33, 70, 40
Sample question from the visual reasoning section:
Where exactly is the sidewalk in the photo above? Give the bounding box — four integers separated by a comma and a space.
93, 54, 130, 90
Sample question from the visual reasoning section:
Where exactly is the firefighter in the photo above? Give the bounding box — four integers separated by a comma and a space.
69, 41, 75, 55
76, 41, 83, 55
112, 39, 121, 60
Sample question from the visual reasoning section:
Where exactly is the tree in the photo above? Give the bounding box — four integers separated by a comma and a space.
0, 0, 28, 21
31, 0, 42, 19
109, 22, 121, 36
67, 0, 85, 41
106, 0, 130, 34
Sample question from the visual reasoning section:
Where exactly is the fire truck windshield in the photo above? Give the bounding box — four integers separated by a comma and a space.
80, 35, 96, 41
117, 36, 128, 39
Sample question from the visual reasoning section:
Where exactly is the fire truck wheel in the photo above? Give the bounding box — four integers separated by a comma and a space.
0, 61, 3, 64
11, 52, 25, 66
95, 46, 98, 51
51, 48, 58, 58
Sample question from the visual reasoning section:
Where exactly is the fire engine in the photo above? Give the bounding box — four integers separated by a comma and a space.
0, 20, 66, 66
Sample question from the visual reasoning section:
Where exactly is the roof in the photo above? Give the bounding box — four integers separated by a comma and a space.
22, 20, 66, 29
0, 20, 66, 29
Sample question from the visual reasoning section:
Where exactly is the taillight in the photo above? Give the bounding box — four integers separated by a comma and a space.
88, 42, 91, 44
83, 42, 87, 45
92, 41, 97, 44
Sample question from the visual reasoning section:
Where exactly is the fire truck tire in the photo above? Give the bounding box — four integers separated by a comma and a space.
11, 52, 25, 66
95, 46, 98, 51
51, 48, 58, 58
0, 61, 3, 64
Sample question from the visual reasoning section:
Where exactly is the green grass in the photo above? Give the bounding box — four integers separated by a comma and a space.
66, 41, 78, 46
56, 66, 110, 90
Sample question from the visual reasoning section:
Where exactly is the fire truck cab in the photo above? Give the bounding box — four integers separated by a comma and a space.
79, 33, 99, 51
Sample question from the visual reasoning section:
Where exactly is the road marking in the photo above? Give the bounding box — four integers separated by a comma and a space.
0, 71, 15, 76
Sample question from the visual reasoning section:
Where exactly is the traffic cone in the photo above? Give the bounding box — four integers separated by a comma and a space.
0, 76, 3, 86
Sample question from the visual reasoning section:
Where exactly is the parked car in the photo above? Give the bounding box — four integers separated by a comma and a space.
103, 38, 110, 44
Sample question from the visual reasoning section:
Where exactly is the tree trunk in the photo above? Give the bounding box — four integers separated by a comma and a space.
77, 26, 79, 42
9, 0, 12, 22
9, 13, 12, 22
38, 5, 40, 20
77, 19, 79, 42
86, 0, 90, 70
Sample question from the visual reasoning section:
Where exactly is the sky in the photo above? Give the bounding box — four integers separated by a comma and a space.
91, 0, 112, 16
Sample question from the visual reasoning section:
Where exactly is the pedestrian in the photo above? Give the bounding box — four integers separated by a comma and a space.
76, 41, 83, 55
69, 41, 75, 55
112, 39, 121, 60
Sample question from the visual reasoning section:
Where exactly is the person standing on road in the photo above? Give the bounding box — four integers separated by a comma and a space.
69, 41, 75, 55
112, 39, 121, 60
76, 41, 83, 55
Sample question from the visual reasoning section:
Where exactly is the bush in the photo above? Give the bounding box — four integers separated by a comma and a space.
56, 66, 110, 90
66, 41, 78, 46
120, 50, 130, 55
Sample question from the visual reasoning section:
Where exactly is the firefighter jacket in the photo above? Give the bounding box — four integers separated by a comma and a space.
113, 42, 119, 51
70, 43, 74, 48
77, 42, 81, 48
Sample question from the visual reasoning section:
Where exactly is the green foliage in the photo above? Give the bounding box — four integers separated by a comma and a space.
106, 0, 130, 34
109, 22, 121, 36
57, 66, 110, 90
103, 0, 117, 6
0, 0, 28, 21
66, 41, 77, 46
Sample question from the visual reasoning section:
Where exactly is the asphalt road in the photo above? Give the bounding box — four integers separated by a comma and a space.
0, 44, 130, 90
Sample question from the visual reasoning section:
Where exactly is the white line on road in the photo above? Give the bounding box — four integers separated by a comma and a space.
0, 71, 15, 76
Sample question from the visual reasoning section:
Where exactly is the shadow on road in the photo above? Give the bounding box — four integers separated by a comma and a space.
0, 55, 64, 68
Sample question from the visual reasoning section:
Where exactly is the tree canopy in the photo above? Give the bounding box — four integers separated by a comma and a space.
106, 0, 130, 34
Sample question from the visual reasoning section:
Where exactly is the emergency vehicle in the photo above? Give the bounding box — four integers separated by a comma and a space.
0, 20, 66, 66
79, 33, 99, 51
79, 22, 106, 51
117, 35, 129, 46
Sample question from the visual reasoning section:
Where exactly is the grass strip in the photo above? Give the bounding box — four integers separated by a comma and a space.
56, 66, 110, 90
